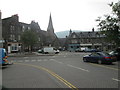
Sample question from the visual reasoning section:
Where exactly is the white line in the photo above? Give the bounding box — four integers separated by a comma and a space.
58, 61, 63, 64
25, 60, 29, 62
43, 59, 48, 61
51, 59, 63, 64
37, 60, 42, 61
67, 64, 89, 72
31, 60, 36, 62
49, 59, 55, 61
24, 57, 28, 58
112, 78, 120, 82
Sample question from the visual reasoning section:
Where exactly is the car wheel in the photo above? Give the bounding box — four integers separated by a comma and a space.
83, 58, 87, 62
98, 60, 102, 64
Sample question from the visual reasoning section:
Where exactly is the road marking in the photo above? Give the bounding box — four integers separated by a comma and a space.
89, 63, 119, 71
112, 78, 120, 82
24, 57, 29, 59
43, 59, 47, 61
15, 63, 78, 90
25, 60, 29, 62
67, 64, 89, 72
37, 60, 42, 61
49, 59, 55, 61
51, 59, 63, 64
31, 60, 36, 62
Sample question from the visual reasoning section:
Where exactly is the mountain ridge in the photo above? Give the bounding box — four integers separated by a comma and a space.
55, 30, 82, 38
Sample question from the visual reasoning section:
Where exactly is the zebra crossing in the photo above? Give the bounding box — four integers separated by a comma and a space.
10, 59, 55, 63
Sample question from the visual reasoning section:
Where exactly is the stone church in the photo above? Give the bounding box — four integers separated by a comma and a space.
2, 12, 60, 53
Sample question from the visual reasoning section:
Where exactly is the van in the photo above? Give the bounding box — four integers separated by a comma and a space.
42, 47, 59, 54
0, 48, 8, 66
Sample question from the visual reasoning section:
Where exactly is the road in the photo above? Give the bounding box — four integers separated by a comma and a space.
2, 51, 119, 89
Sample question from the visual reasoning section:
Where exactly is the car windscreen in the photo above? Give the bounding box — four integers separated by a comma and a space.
97, 52, 110, 56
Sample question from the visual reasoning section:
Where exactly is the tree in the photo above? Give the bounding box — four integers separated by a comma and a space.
96, 1, 120, 47
21, 30, 38, 52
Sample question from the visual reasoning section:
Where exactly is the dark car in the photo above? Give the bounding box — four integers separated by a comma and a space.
109, 51, 120, 61
83, 52, 117, 64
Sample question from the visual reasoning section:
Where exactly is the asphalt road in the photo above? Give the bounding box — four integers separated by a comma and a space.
2, 51, 119, 89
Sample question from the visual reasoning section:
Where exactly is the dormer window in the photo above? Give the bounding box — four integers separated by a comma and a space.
73, 35, 76, 38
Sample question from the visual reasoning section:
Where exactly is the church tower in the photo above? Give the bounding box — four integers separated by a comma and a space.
47, 13, 54, 34
46, 13, 60, 48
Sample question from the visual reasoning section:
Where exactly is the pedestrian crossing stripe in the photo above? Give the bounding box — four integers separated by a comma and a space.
10, 59, 54, 63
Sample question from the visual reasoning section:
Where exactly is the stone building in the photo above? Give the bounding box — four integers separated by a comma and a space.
2, 14, 21, 53
65, 29, 114, 51
46, 14, 60, 48
2, 13, 60, 53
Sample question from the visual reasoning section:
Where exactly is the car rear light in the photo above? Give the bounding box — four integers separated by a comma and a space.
105, 57, 111, 59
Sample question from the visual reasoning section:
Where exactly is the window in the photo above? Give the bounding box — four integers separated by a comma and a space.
28, 27, 31, 30
12, 35, 15, 40
11, 44, 18, 51
10, 25, 15, 33
73, 35, 76, 38
18, 35, 21, 41
71, 40, 77, 43
22, 26, 25, 32
39, 37, 41, 41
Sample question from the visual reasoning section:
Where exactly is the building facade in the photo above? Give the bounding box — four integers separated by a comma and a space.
66, 29, 115, 51
2, 14, 60, 53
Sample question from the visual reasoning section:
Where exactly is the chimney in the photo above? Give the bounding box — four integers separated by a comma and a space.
92, 28, 94, 32
12, 14, 19, 22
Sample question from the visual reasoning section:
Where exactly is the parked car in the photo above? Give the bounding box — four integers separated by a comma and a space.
84, 49, 101, 52
75, 48, 81, 52
109, 50, 120, 61
83, 52, 117, 64
0, 48, 9, 66
38, 49, 43, 53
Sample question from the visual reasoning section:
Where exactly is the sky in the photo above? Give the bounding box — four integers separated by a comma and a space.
0, 0, 119, 32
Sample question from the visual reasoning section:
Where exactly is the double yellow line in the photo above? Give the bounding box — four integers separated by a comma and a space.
15, 63, 78, 90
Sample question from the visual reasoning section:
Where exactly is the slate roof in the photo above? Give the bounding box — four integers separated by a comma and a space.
70, 31, 105, 38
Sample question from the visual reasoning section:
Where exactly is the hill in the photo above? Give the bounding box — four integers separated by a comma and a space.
55, 30, 81, 38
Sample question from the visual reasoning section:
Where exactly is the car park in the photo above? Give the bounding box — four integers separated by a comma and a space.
83, 52, 117, 64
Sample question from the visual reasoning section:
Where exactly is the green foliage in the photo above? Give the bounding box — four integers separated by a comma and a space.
21, 30, 38, 47
96, 1, 120, 47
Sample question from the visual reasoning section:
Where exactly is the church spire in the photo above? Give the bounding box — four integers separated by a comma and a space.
47, 13, 54, 33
